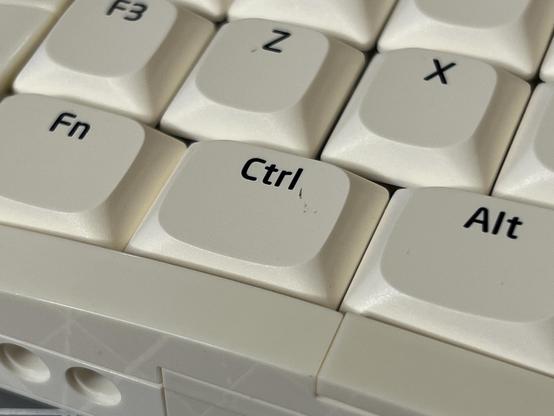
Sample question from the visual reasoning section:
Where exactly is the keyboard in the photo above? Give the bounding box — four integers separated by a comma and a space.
0, 1, 552, 415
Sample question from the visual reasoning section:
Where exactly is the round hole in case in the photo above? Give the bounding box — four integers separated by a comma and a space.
66, 367, 122, 406
0, 343, 51, 383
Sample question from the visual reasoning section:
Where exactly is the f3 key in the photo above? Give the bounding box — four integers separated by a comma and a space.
14, 0, 215, 124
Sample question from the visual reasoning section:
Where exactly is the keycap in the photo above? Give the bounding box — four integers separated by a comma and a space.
0, 94, 185, 249
540, 40, 554, 82
228, 0, 396, 50
126, 141, 388, 307
14, 0, 215, 124
494, 84, 554, 208
171, 0, 233, 21
161, 19, 364, 157
0, 0, 69, 93
0, 222, 342, 416
378, 0, 554, 79
321, 49, 530, 192
342, 187, 554, 376
318, 314, 554, 416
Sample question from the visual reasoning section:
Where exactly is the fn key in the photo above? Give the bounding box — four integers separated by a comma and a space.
126, 141, 388, 307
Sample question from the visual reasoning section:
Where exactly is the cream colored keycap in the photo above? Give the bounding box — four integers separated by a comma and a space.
228, 0, 396, 50
127, 141, 388, 307
494, 84, 554, 208
319, 314, 554, 416
342, 188, 554, 376
379, 0, 554, 79
14, 0, 215, 124
321, 49, 530, 192
0, 0, 69, 93
0, 94, 185, 249
171, 0, 233, 20
540, 41, 554, 81
161, 19, 364, 157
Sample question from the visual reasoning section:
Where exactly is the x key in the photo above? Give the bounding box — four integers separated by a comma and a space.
321, 49, 530, 192
424, 58, 456, 84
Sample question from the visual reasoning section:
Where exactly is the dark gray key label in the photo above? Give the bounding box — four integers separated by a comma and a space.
107, 0, 148, 21
241, 158, 303, 190
424, 59, 456, 85
463, 207, 523, 239
49, 113, 90, 140
262, 30, 291, 53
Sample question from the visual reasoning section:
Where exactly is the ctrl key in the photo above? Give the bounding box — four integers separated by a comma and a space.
126, 141, 389, 307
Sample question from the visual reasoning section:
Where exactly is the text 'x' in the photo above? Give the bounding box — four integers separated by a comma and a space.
424, 59, 456, 85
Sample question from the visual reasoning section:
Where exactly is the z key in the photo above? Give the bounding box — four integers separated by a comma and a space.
161, 19, 364, 157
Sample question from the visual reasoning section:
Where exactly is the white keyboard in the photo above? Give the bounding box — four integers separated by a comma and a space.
0, 1, 553, 415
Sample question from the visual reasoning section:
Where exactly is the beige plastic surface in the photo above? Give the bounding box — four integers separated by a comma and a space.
0, 220, 550, 415
228, 0, 396, 50
161, 19, 364, 157
0, 0, 68, 10
162, 370, 376, 416
0, 335, 165, 416
171, 0, 233, 20
0, 222, 348, 415
14, 0, 215, 124
127, 141, 388, 308
322, 49, 530, 192
342, 188, 554, 376
0, 94, 185, 249
165, 391, 246, 416
378, 0, 554, 79
319, 314, 554, 416
494, 83, 554, 208
0, 1, 69, 93
540, 40, 554, 81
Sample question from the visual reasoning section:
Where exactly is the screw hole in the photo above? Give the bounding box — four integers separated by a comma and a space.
66, 367, 122, 406
0, 343, 51, 383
